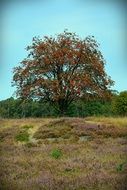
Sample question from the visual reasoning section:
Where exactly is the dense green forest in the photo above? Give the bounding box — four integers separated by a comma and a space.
0, 91, 126, 118
0, 97, 111, 118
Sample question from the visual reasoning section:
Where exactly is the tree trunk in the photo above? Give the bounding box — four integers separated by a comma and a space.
58, 99, 68, 117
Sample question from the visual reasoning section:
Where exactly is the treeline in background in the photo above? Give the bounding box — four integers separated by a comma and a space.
0, 91, 127, 118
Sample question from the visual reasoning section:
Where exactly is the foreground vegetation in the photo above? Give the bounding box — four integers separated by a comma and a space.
0, 117, 127, 190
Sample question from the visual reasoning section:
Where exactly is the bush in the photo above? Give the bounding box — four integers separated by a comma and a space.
116, 162, 126, 172
112, 91, 127, 116
15, 131, 29, 142
22, 125, 33, 129
50, 149, 62, 159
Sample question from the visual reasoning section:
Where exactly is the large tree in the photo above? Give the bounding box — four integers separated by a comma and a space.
13, 30, 114, 115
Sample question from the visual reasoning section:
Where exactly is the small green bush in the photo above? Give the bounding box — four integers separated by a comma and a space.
15, 131, 29, 142
22, 125, 33, 129
50, 149, 62, 159
116, 162, 126, 172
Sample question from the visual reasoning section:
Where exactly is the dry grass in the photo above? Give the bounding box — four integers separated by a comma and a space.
86, 116, 127, 128
0, 117, 127, 190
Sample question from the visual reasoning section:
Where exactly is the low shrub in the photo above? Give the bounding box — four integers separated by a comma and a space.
116, 162, 126, 172
15, 131, 29, 142
22, 125, 33, 129
50, 149, 62, 159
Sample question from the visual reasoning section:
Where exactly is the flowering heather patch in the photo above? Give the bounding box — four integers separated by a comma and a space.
0, 117, 127, 190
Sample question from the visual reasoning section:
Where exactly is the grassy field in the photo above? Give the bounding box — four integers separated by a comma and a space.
0, 117, 127, 190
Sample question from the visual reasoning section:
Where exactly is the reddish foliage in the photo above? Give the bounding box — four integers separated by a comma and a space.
13, 30, 114, 114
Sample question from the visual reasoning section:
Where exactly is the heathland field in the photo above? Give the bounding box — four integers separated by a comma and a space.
0, 117, 127, 190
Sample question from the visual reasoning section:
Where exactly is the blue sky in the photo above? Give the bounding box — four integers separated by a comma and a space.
0, 0, 127, 100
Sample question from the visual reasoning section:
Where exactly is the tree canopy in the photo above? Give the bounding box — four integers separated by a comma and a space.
13, 30, 114, 115
112, 91, 127, 116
